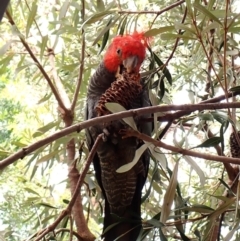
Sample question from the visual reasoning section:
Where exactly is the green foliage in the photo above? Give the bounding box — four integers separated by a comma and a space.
1, 0, 240, 240
0, 98, 22, 142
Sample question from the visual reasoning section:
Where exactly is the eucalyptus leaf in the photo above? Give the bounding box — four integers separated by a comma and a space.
105, 102, 137, 130
194, 137, 221, 148
116, 143, 151, 173
93, 15, 121, 46
36, 151, 60, 164
32, 121, 58, 138
160, 161, 179, 223
148, 145, 167, 168
144, 26, 175, 37
82, 10, 116, 27
183, 156, 205, 186
26, 1, 37, 37
193, 2, 222, 25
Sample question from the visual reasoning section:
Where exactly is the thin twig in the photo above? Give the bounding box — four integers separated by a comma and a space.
5, 10, 67, 112
118, 0, 185, 15
147, 85, 239, 123
54, 228, 83, 241
223, 0, 230, 92
69, 214, 73, 241
3, 100, 240, 169
121, 129, 240, 165
48, 48, 71, 110
71, 0, 86, 112
33, 134, 102, 241
165, 6, 188, 66
24, 0, 43, 38
68, 134, 102, 209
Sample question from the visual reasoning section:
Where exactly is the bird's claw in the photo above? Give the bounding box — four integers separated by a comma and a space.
119, 129, 137, 139
102, 128, 118, 144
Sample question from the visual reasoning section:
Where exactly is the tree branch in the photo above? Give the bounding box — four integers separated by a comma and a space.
71, 0, 86, 112
121, 129, 240, 165
5, 10, 68, 112
118, 0, 185, 15
2, 101, 240, 170
165, 5, 187, 66
32, 134, 102, 241
149, 90, 239, 123
54, 228, 83, 241
48, 48, 71, 110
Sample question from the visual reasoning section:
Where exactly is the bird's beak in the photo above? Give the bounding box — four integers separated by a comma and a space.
123, 56, 139, 73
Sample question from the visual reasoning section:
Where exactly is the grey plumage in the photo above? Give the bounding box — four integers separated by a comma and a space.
85, 61, 151, 241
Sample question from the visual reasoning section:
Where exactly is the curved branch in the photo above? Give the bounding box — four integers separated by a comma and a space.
2, 101, 240, 169
122, 129, 240, 165
71, 0, 86, 112
118, 0, 185, 15
48, 48, 71, 109
5, 10, 67, 112
54, 228, 83, 241
152, 90, 240, 123
165, 5, 188, 66
33, 134, 102, 241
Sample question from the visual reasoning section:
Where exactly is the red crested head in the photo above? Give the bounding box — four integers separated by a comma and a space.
103, 32, 149, 73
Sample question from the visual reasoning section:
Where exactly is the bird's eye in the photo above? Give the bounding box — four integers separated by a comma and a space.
116, 49, 121, 56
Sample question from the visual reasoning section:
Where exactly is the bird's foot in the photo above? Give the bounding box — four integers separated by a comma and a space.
119, 128, 136, 139
102, 127, 118, 144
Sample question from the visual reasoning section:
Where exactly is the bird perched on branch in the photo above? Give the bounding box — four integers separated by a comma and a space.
85, 32, 151, 241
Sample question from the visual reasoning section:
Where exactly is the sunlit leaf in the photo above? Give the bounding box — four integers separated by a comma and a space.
184, 204, 214, 213
93, 15, 121, 46
185, 0, 193, 17
153, 52, 172, 85
218, 178, 234, 196
229, 85, 240, 92
201, 22, 220, 34
193, 2, 222, 25
97, 0, 105, 11
211, 111, 228, 124
116, 143, 151, 173
0, 41, 13, 56
37, 93, 52, 104
32, 121, 58, 138
11, 141, 27, 148
15, 63, 36, 75
105, 102, 137, 130
26, 1, 37, 37
195, 137, 221, 148
208, 198, 235, 221
40, 35, 48, 60
37, 202, 58, 209
82, 10, 116, 26
0, 150, 11, 158
24, 187, 41, 196
183, 156, 205, 186
59, 0, 70, 19
223, 221, 240, 241
148, 145, 167, 168
146, 218, 164, 228
118, 15, 128, 35
198, 112, 214, 121
161, 33, 196, 40
160, 161, 179, 223
144, 26, 175, 37
36, 151, 60, 164
174, 22, 196, 35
